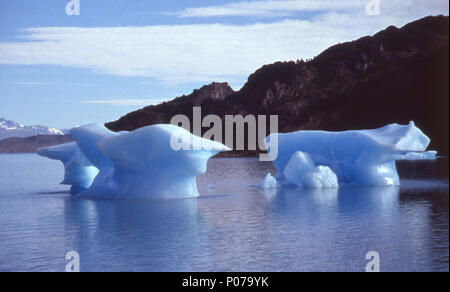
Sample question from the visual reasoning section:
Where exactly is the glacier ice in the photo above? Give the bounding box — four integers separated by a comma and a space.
265, 122, 431, 187
87, 124, 229, 198
280, 151, 338, 188
69, 124, 121, 197
401, 150, 437, 160
301, 166, 339, 189
259, 173, 279, 189
37, 142, 99, 194
39, 123, 229, 199
283, 151, 315, 187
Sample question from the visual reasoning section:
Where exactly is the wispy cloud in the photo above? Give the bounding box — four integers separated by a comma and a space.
83, 98, 171, 106
0, 20, 352, 84
171, 0, 366, 18
16, 81, 50, 86
171, 0, 448, 18
0, 0, 447, 86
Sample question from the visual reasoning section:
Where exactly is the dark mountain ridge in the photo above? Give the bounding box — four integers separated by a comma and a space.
0, 135, 73, 154
106, 16, 449, 155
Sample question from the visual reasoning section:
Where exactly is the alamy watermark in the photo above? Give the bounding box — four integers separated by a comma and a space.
65, 251, 80, 272
365, 251, 380, 272
66, 0, 80, 16
366, 0, 381, 16
169, 107, 278, 161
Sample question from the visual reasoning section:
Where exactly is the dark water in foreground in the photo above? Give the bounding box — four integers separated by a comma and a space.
0, 154, 448, 272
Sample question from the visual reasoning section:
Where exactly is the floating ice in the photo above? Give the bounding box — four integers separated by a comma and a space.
70, 124, 119, 169
283, 151, 315, 187
59, 123, 229, 199
281, 151, 338, 188
37, 142, 99, 194
301, 166, 339, 189
266, 122, 431, 186
259, 173, 279, 189
402, 150, 437, 160
69, 124, 121, 197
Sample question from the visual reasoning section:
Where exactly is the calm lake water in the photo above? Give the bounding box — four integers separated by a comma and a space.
0, 154, 448, 272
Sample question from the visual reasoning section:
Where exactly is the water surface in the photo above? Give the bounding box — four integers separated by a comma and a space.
0, 154, 448, 272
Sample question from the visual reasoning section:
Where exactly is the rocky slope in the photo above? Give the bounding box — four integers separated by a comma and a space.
106, 15, 449, 155
105, 82, 235, 130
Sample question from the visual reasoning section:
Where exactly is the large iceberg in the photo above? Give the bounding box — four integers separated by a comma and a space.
265, 122, 431, 187
38, 123, 230, 199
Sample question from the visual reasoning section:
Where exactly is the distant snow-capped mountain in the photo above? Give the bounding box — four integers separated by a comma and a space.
0, 118, 64, 141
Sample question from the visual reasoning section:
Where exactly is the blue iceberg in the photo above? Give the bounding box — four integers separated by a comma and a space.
38, 123, 230, 199
37, 142, 99, 194
265, 122, 431, 187
276, 150, 338, 188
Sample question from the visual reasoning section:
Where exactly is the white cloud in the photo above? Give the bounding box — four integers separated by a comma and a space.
83, 98, 171, 106
172, 0, 448, 18
172, 0, 366, 18
0, 20, 351, 85
0, 0, 447, 86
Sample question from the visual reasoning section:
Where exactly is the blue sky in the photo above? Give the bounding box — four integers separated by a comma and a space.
0, 0, 448, 129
